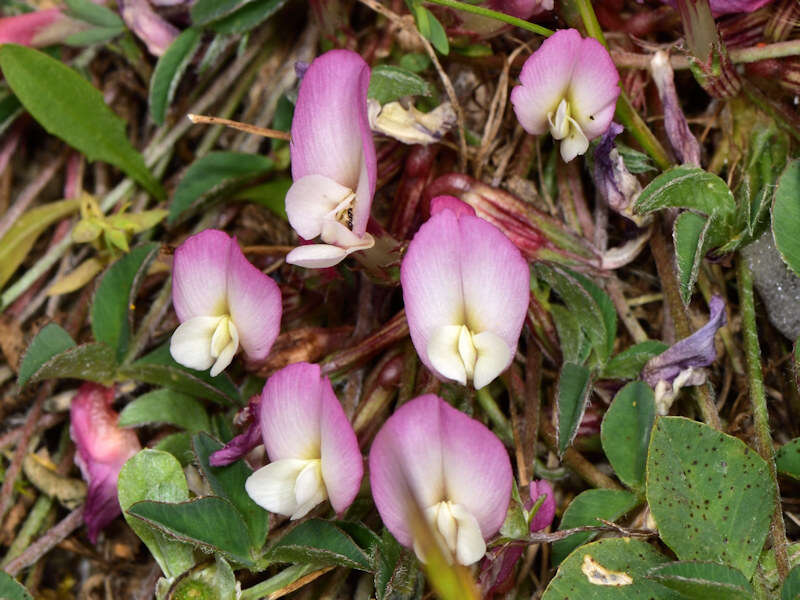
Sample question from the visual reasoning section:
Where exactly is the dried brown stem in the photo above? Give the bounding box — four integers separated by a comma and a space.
187, 114, 291, 141
3, 506, 83, 577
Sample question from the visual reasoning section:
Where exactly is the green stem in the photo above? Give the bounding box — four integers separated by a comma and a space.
737, 254, 790, 582
240, 564, 324, 600
730, 39, 800, 63
423, 0, 553, 37
475, 387, 514, 444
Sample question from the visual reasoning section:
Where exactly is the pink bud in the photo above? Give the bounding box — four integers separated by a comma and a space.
527, 480, 556, 532
0, 9, 86, 47
70, 383, 141, 543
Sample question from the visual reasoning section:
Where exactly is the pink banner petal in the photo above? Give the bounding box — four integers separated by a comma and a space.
172, 229, 230, 322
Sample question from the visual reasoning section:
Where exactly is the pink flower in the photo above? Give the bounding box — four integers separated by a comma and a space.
401, 196, 529, 390
511, 29, 620, 162
285, 49, 377, 268
119, 0, 179, 56
170, 229, 282, 376
70, 383, 141, 543
528, 479, 556, 532
245, 362, 362, 519
0, 9, 86, 47
369, 394, 512, 565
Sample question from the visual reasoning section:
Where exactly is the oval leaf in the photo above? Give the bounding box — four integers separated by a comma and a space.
772, 159, 800, 277
782, 564, 800, 600
601, 340, 669, 380
556, 362, 592, 456
90, 242, 160, 361
118, 450, 195, 578
128, 496, 253, 565
601, 381, 656, 492
646, 417, 773, 578
776, 437, 800, 480
0, 573, 32, 600
26, 342, 117, 385
168, 151, 273, 224
0, 45, 163, 200
17, 323, 76, 387
635, 167, 735, 219
544, 538, 681, 599
268, 519, 373, 571
551, 489, 640, 566
368, 65, 432, 104
149, 27, 202, 126
118, 389, 211, 432
646, 561, 754, 600
193, 433, 269, 550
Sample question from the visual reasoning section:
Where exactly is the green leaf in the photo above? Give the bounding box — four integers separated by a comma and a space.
550, 305, 589, 365
772, 159, 800, 277
232, 178, 290, 219
90, 243, 160, 362
193, 433, 269, 550
635, 167, 735, 221
128, 496, 254, 565
534, 264, 612, 365
64, 26, 125, 47
601, 340, 668, 380
118, 389, 211, 432
0, 572, 33, 600
210, 0, 289, 35
0, 45, 163, 200
550, 489, 640, 566
368, 65, 432, 104
776, 438, 800, 480
544, 538, 681, 599
170, 556, 237, 600
0, 198, 80, 289
118, 450, 195, 578
23, 342, 117, 385
674, 211, 712, 305
601, 382, 655, 492
0, 92, 23, 136
419, 6, 449, 55
118, 342, 240, 405
153, 432, 194, 466
17, 324, 76, 386
374, 529, 419, 600
191, 0, 258, 25
149, 28, 202, 126
267, 519, 373, 571
555, 362, 592, 456
646, 561, 754, 600
168, 151, 274, 224
64, 0, 124, 28
646, 417, 773, 578
782, 564, 800, 600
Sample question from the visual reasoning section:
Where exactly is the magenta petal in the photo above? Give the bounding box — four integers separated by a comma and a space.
226, 239, 282, 361
457, 215, 529, 353
528, 480, 556, 532
70, 383, 141, 543
430, 195, 476, 218
172, 229, 231, 322
319, 377, 363, 514
290, 50, 376, 236
259, 363, 323, 461
119, 0, 179, 56
401, 211, 464, 376
439, 400, 512, 537
0, 9, 83, 47
369, 395, 447, 547
568, 37, 620, 140
209, 420, 263, 467
511, 29, 582, 135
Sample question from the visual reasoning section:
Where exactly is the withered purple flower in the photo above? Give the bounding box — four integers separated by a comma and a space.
642, 295, 727, 413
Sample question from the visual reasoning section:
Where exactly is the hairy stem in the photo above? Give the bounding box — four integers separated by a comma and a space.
736, 254, 790, 581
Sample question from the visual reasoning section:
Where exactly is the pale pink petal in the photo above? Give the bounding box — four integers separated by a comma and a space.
439, 400, 512, 537
511, 29, 582, 135
430, 195, 476, 218
568, 37, 620, 140
368, 395, 446, 547
119, 0, 179, 56
286, 244, 349, 269
319, 377, 363, 514
226, 239, 281, 362
290, 49, 376, 228
259, 363, 323, 461
0, 9, 86, 47
70, 383, 141, 543
401, 210, 465, 377
285, 174, 353, 241
172, 229, 231, 321
458, 215, 529, 354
